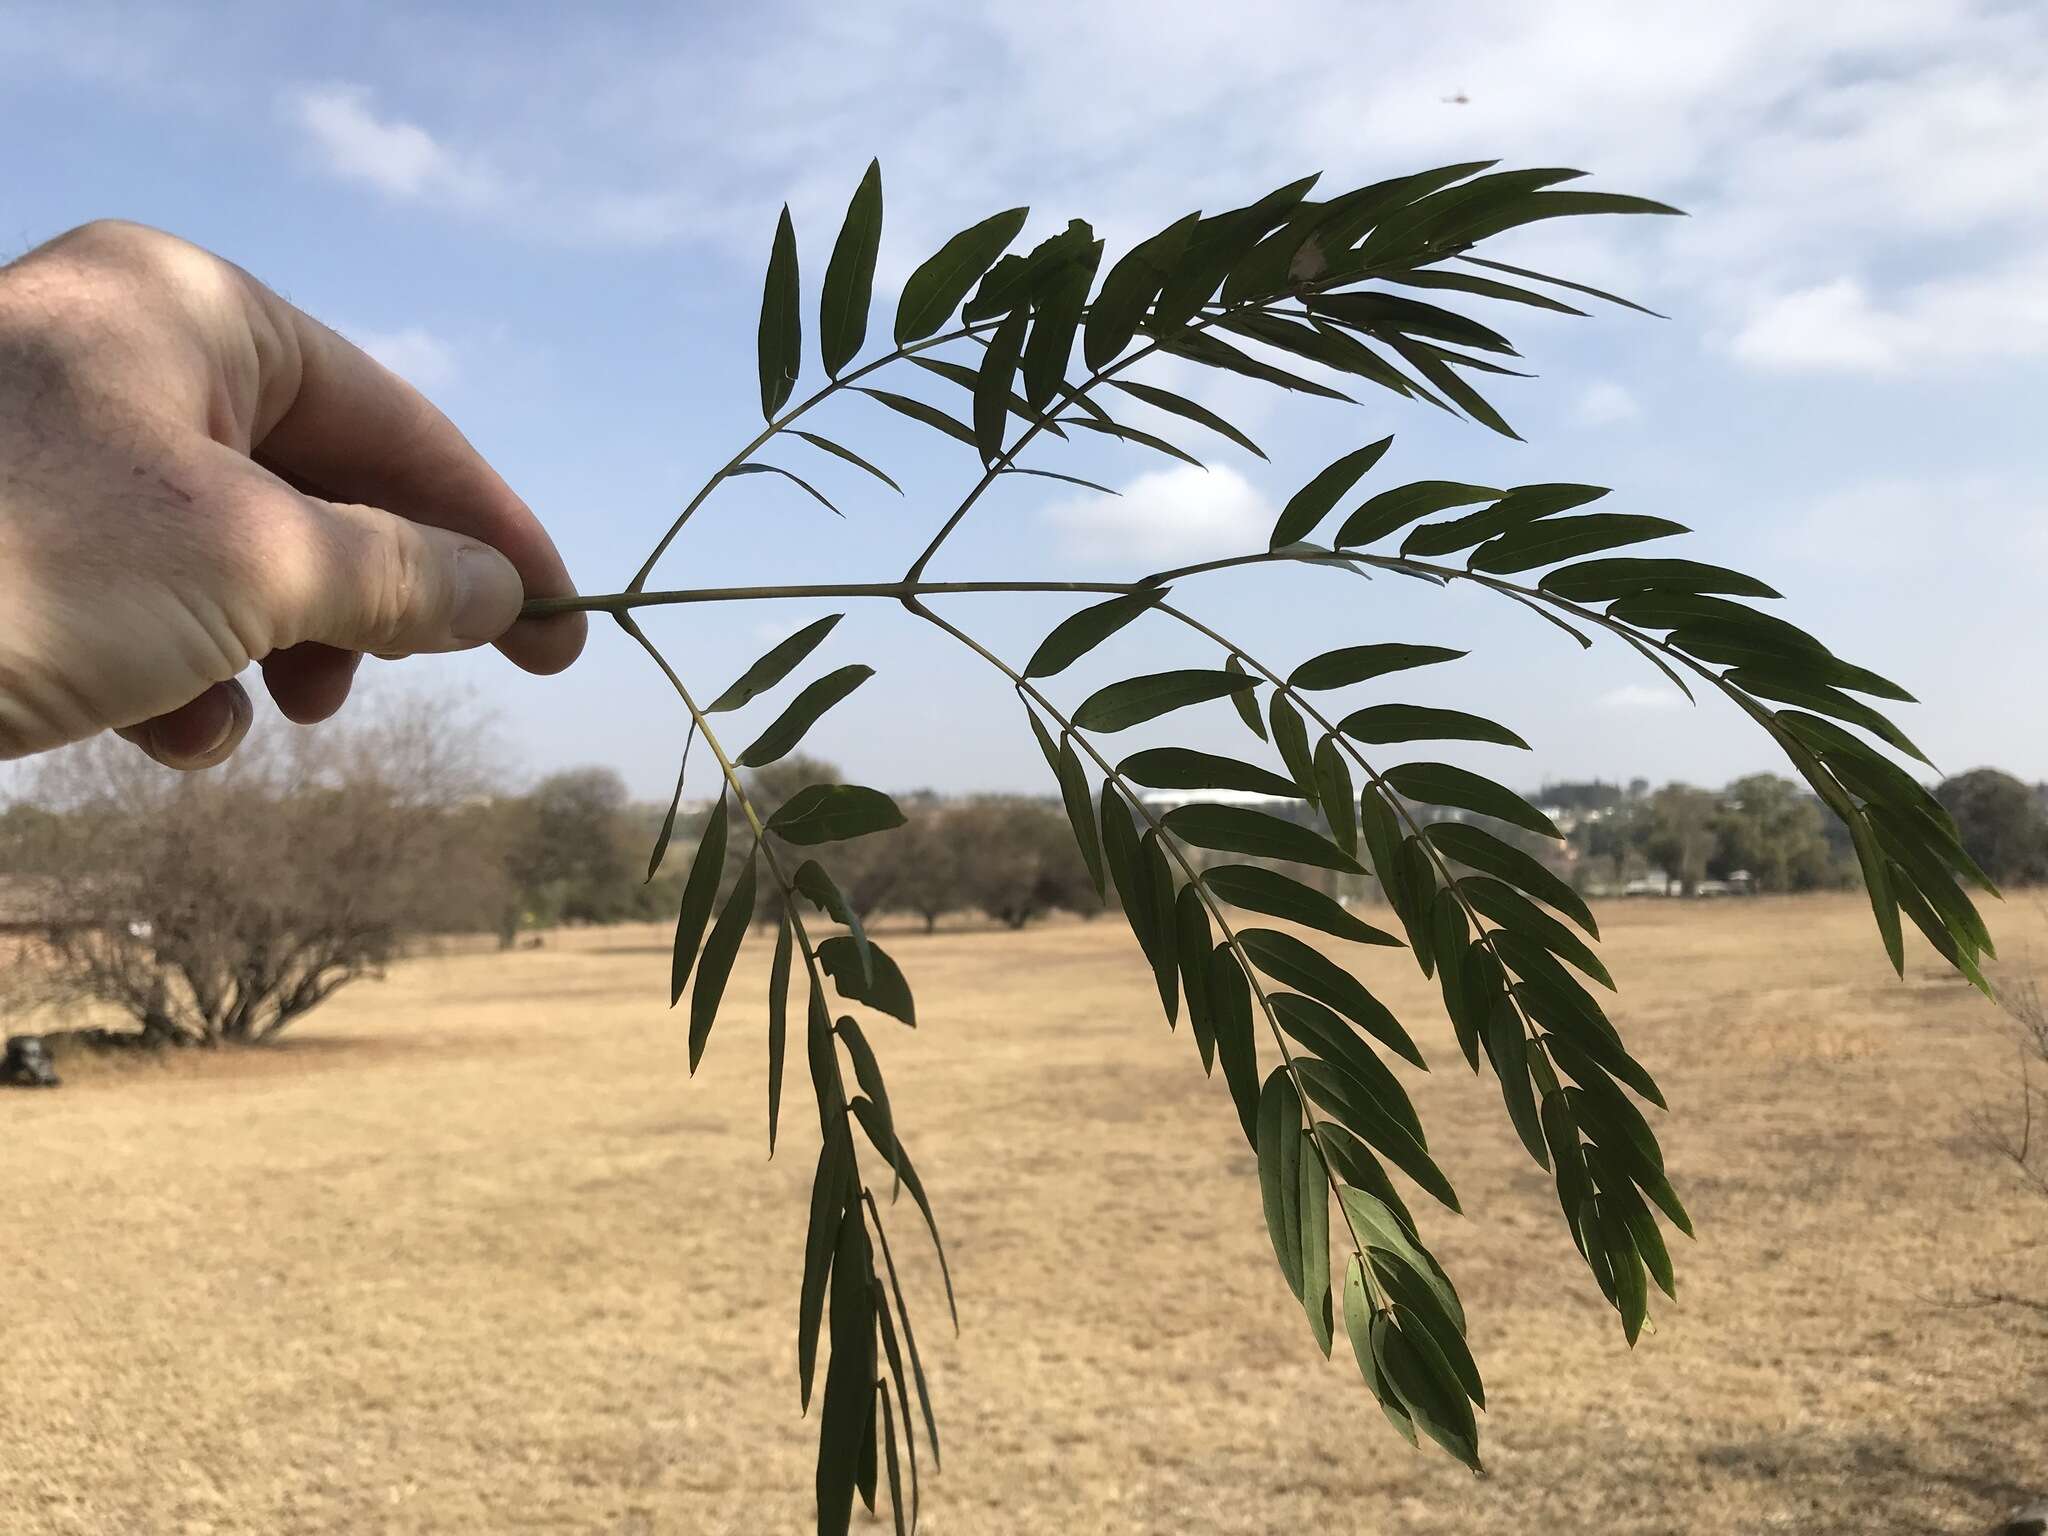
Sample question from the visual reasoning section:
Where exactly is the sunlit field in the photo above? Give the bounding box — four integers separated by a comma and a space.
6, 895, 2043, 1534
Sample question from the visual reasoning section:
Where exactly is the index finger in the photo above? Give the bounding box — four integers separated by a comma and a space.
246, 289, 586, 675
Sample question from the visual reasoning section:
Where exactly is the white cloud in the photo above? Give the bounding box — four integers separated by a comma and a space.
351, 326, 458, 391
1574, 381, 1643, 426
1771, 475, 2048, 575
1040, 464, 1272, 565
287, 85, 500, 207
1730, 260, 2048, 373
1598, 683, 1688, 713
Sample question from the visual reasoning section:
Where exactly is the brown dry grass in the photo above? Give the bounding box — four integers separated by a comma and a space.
4, 895, 2045, 1534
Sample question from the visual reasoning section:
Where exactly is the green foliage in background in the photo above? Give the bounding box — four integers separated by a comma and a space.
528, 162, 1996, 1534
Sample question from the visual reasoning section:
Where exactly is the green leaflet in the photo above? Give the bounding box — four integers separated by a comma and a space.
793, 431, 902, 493
767, 909, 792, 1153
1309, 289, 1518, 356
1401, 482, 1609, 557
739, 665, 874, 766
1176, 885, 1216, 1074
1073, 668, 1258, 732
1460, 252, 1666, 317
1335, 481, 1501, 548
1724, 670, 1931, 766
1101, 787, 1177, 1022
1375, 1309, 1482, 1469
730, 461, 845, 519
670, 794, 729, 1006
1064, 413, 1204, 467
1108, 379, 1267, 459
1225, 656, 1268, 741
1021, 233, 1101, 410
1256, 1067, 1306, 1300
1162, 803, 1362, 873
1425, 819, 1597, 937
1200, 863, 1402, 947
821, 936, 916, 1026
1447, 187, 1683, 245
1298, 1128, 1334, 1355
646, 753, 690, 881
1269, 437, 1395, 548
911, 354, 1070, 439
1382, 266, 1589, 315
768, 783, 906, 845
836, 1016, 895, 1164
757, 205, 801, 419
792, 859, 873, 984
1270, 692, 1320, 806
1024, 590, 1163, 679
1383, 762, 1561, 840
1340, 704, 1530, 750
1289, 642, 1466, 691
1387, 337, 1522, 439
1343, 1256, 1419, 1445
1461, 876, 1614, 989
1486, 996, 1549, 1167
853, 1101, 958, 1325
858, 386, 978, 447
1314, 734, 1359, 855
708, 614, 845, 712
1083, 211, 1198, 370
798, 1125, 854, 1409
1154, 327, 1356, 402
689, 850, 755, 1072
894, 206, 1030, 343
1211, 943, 1261, 1145
1667, 623, 1913, 702
1141, 831, 1181, 1024
1271, 994, 1424, 1144
1468, 512, 1688, 574
1237, 927, 1425, 1067
1371, 1250, 1484, 1407
1538, 557, 1782, 603
1120, 747, 1300, 799
819, 161, 882, 377
1431, 891, 1479, 1069
1296, 1059, 1457, 1212
816, 1205, 875, 1531
1056, 736, 1106, 898
1315, 1123, 1419, 1241
973, 305, 1029, 465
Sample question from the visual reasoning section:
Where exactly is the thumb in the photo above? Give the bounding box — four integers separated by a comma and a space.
283, 497, 528, 657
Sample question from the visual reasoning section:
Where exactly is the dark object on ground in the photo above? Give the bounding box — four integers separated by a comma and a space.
1, 1035, 60, 1087
1994, 1502, 2048, 1536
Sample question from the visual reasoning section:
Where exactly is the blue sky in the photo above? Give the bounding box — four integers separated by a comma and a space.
5, 1, 2044, 800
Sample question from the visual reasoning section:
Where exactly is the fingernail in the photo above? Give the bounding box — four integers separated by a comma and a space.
451, 546, 523, 644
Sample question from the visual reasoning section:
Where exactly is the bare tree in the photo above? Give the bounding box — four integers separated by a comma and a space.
2, 698, 509, 1046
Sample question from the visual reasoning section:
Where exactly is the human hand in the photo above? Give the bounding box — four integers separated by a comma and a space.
0, 220, 585, 768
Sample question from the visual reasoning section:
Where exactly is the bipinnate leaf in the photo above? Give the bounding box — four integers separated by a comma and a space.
1269, 437, 1394, 548
820, 160, 882, 377
740, 665, 875, 767
1073, 669, 1256, 732
709, 615, 845, 713
689, 850, 755, 1071
1024, 590, 1162, 678
670, 794, 729, 1006
895, 206, 1030, 344
758, 205, 801, 419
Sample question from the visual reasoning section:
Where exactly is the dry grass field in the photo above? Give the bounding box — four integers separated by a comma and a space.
4, 894, 2045, 1534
